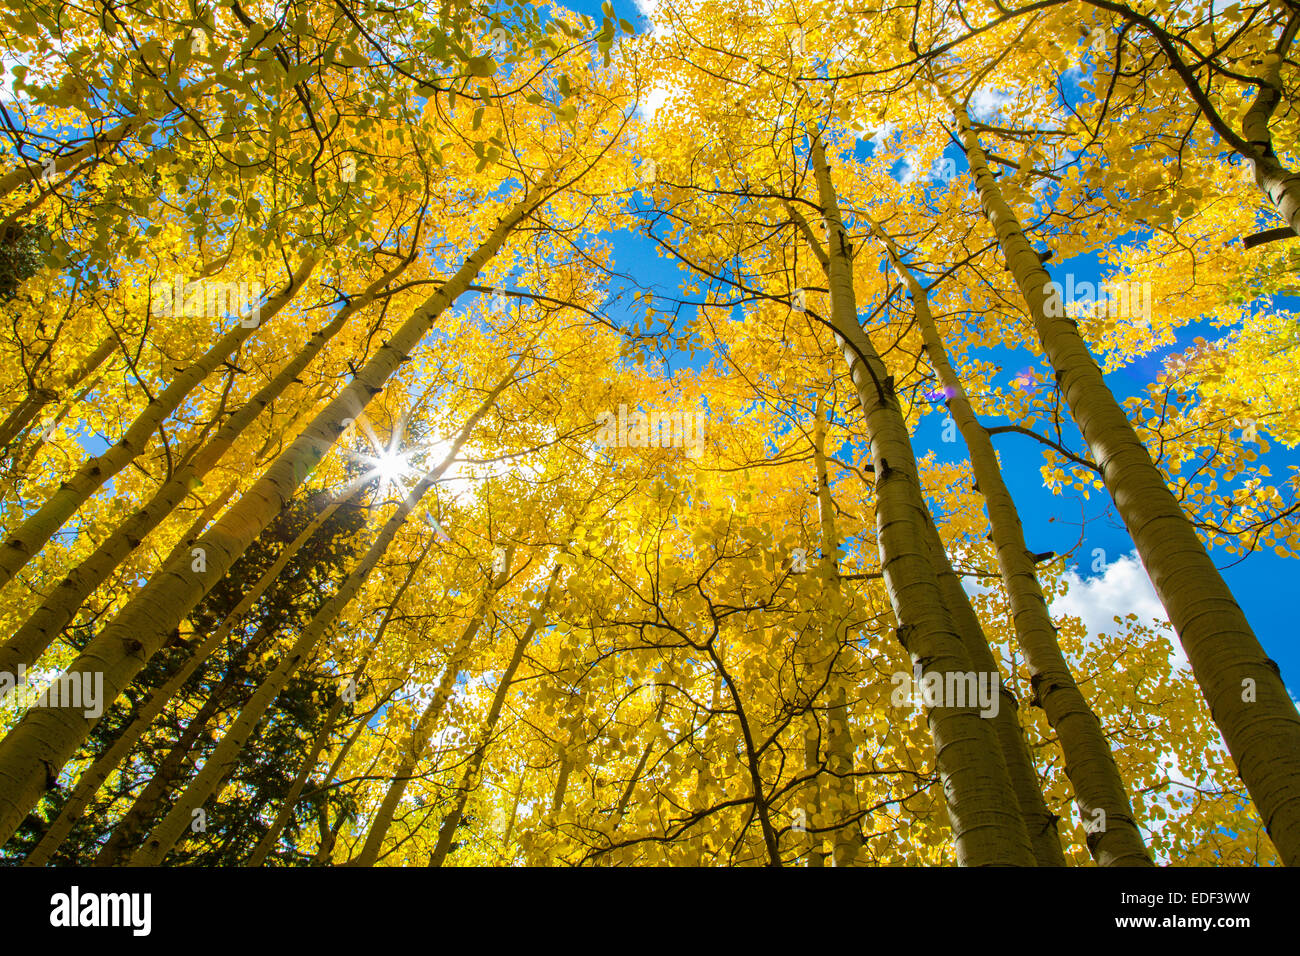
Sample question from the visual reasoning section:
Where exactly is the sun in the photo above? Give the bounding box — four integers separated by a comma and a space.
334, 410, 473, 508
372, 450, 408, 486
338, 415, 416, 501
360, 445, 415, 500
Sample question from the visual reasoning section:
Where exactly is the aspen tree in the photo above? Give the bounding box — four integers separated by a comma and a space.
810, 371, 1063, 865
611, 691, 667, 835
91, 491, 364, 864
949, 93, 1300, 864
805, 325, 1061, 864
23, 492, 354, 866
791, 214, 1066, 864
809, 400, 861, 866
128, 365, 520, 865
430, 564, 563, 866
309, 694, 398, 866
0, 255, 319, 586
425, 493, 601, 865
0, 258, 412, 681
1077, 0, 1300, 237
1239, 16, 1300, 236
923, 522, 1066, 867
800, 713, 826, 867
874, 222, 1153, 865
0, 169, 560, 847
0, 78, 220, 202
350, 543, 520, 866
95, 617, 283, 865
306, 673, 410, 866
3, 364, 115, 498
548, 711, 583, 829
808, 132, 1036, 865
709, 642, 785, 866
552, 747, 573, 821
501, 773, 526, 858
684, 673, 723, 864
783, 503, 825, 865
796, 154, 1052, 863
246, 533, 439, 866
3, 0, 1290, 869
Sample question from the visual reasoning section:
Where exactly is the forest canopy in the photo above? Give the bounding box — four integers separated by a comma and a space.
0, 0, 1296, 868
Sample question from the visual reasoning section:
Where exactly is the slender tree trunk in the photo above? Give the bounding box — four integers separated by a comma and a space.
246, 533, 437, 866
789, 485, 826, 867
0, 169, 558, 848
2, 476, 235, 706
0, 256, 319, 587
170, 483, 239, 560
22, 491, 344, 866
293, 607, 422, 868
94, 620, 279, 865
0, 338, 114, 454
245, 692, 345, 867
1067, 2, 1299, 235
880, 232, 1150, 866
950, 98, 1300, 865
685, 674, 722, 864
730, 683, 782, 866
350, 544, 519, 867
501, 773, 525, 859
85, 491, 355, 864
309, 704, 387, 866
1240, 15, 1300, 235
800, 713, 825, 867
548, 721, 582, 844
0, 262, 406, 682
3, 368, 109, 502
305, 684, 403, 866
808, 135, 1036, 865
612, 691, 666, 833
430, 565, 561, 866
809, 401, 859, 866
126, 370, 517, 865
551, 750, 573, 819
0, 389, 57, 457
814, 400, 1051, 863
922, 522, 1067, 867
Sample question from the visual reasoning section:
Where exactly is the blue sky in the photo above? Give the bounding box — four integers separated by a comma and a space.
58, 0, 1294, 717
566, 0, 1299, 694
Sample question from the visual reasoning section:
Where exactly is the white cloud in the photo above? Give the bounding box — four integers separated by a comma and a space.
638, 84, 670, 119
860, 120, 896, 149
1052, 550, 1184, 664
632, 0, 671, 39
895, 152, 922, 185
969, 87, 1011, 122
0, 56, 29, 103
